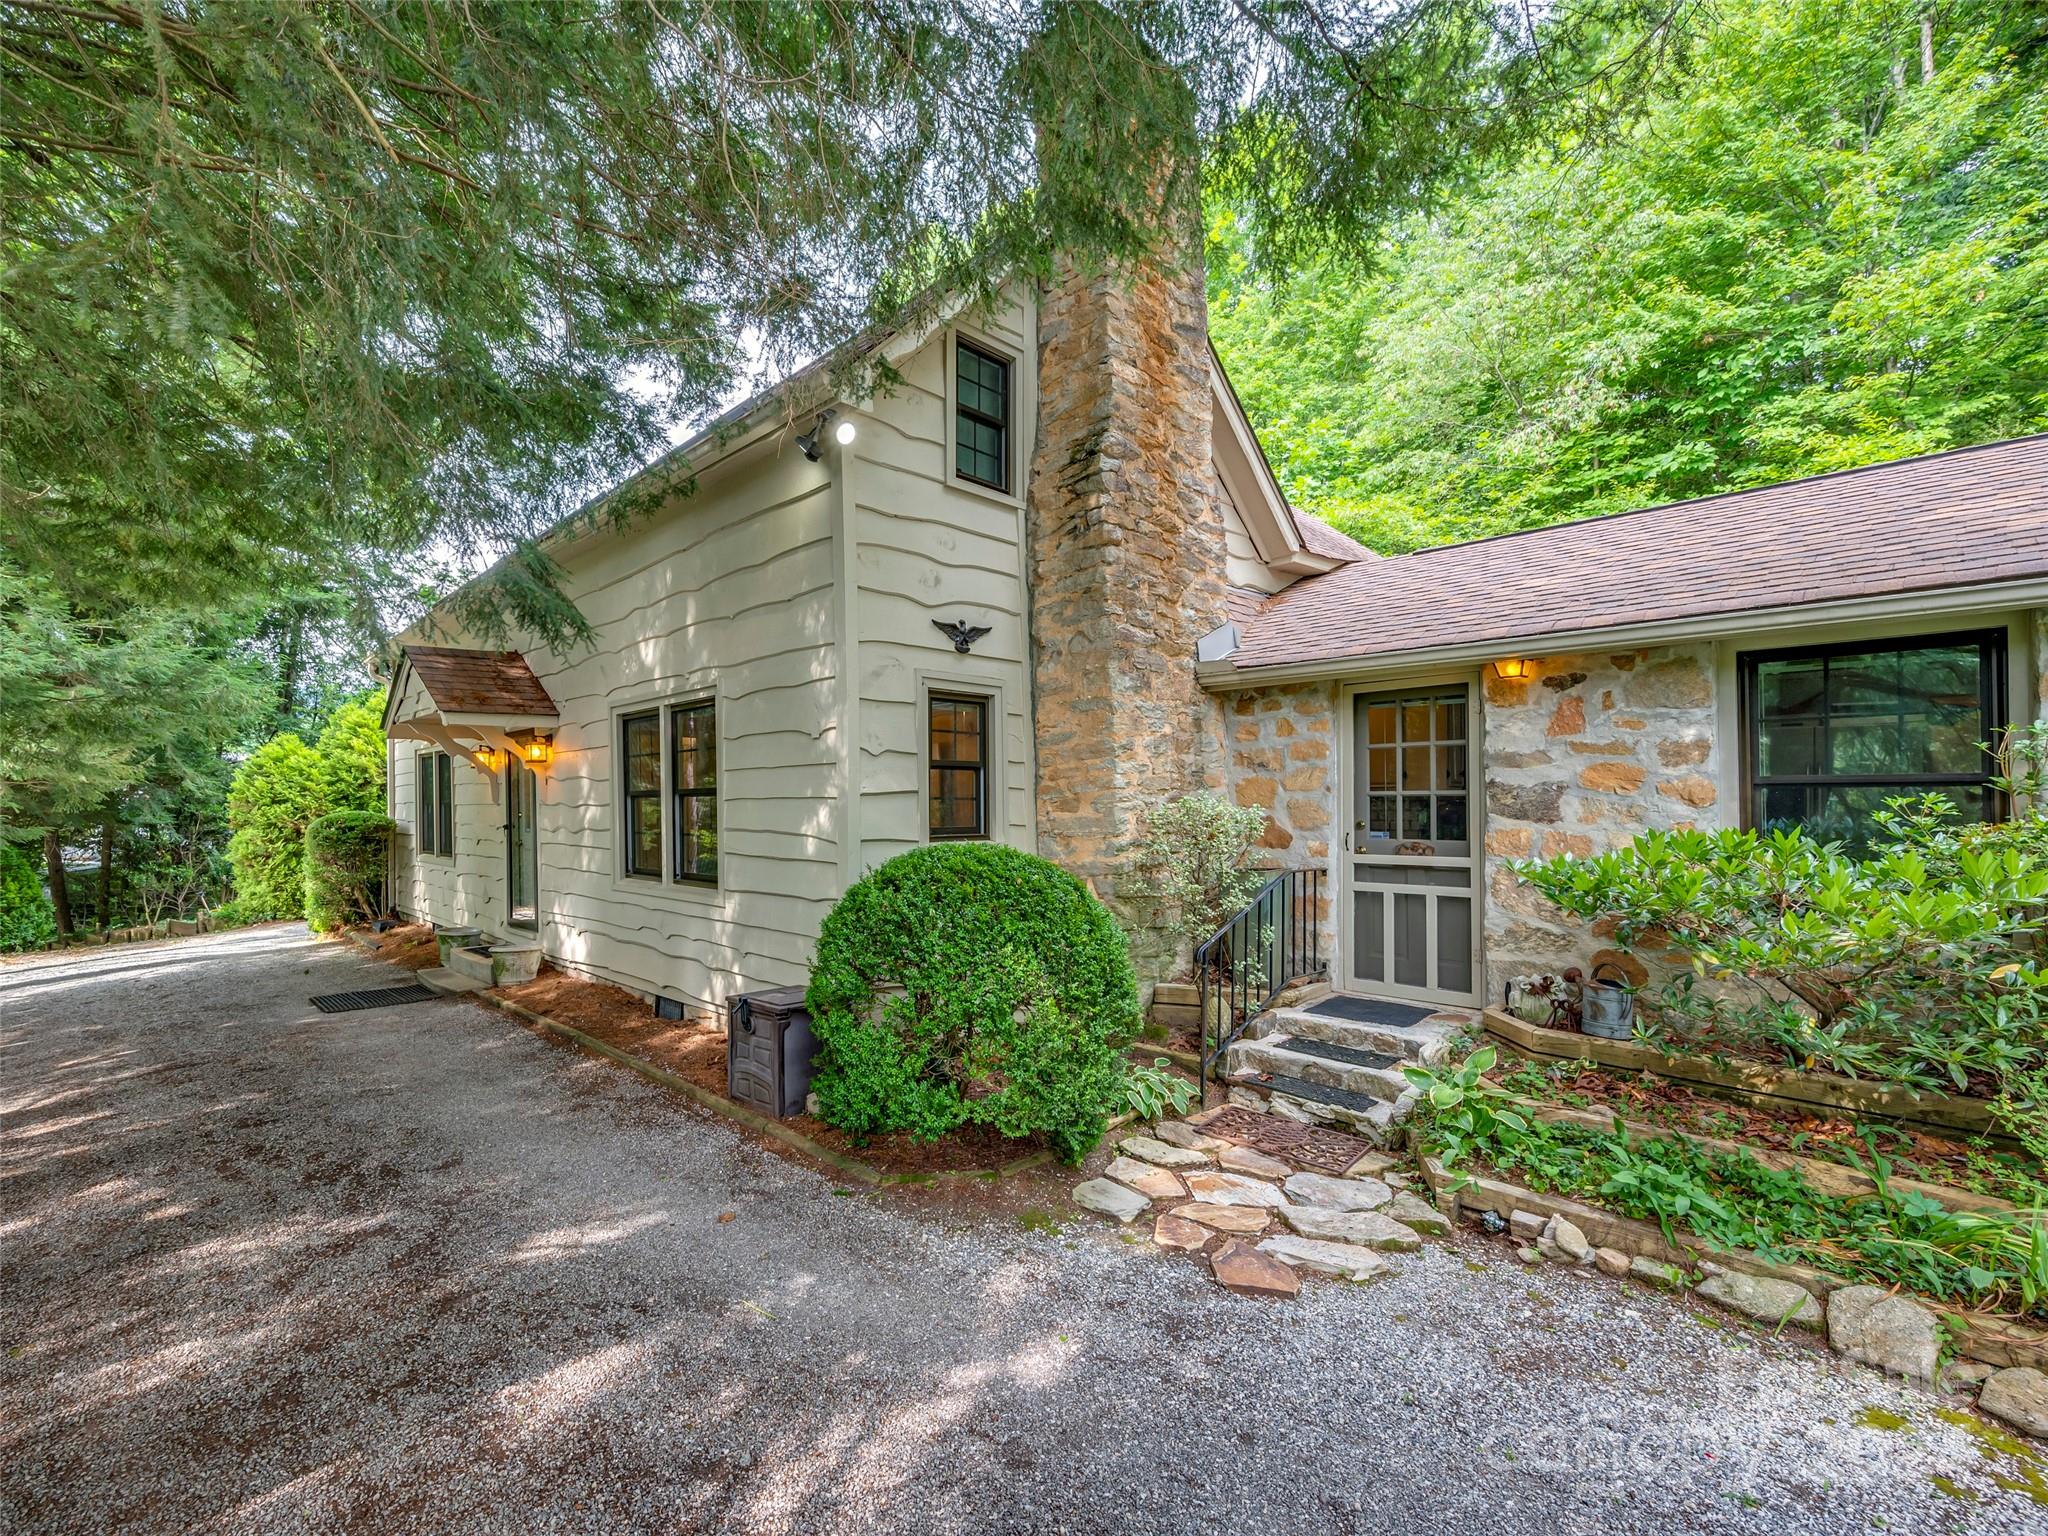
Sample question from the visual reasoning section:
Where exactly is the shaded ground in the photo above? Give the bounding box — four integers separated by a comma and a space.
3, 927, 2042, 1535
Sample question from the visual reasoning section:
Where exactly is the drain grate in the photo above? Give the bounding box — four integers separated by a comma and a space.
309, 984, 440, 1014
1195, 1104, 1378, 1175
1279, 1036, 1401, 1073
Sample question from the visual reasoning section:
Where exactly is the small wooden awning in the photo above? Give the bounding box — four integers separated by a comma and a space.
385, 645, 558, 769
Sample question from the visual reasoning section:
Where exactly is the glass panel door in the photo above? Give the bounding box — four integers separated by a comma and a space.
1347, 684, 1478, 1004
507, 758, 539, 930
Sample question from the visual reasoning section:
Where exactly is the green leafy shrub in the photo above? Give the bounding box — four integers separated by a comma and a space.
304, 811, 393, 931
1123, 1059, 1198, 1122
1132, 792, 1272, 962
0, 841, 56, 952
807, 844, 1141, 1164
1512, 815, 2048, 1095
225, 734, 326, 919
314, 689, 389, 812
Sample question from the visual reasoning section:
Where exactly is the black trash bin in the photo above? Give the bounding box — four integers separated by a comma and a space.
726, 985, 817, 1118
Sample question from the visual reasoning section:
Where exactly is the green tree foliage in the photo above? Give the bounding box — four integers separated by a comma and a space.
304, 811, 394, 932
2, 0, 1690, 642
0, 841, 56, 952
313, 690, 389, 816
1210, 0, 2048, 551
225, 735, 327, 921
807, 843, 1142, 1163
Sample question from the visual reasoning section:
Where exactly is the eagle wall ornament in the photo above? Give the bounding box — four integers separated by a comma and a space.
932, 619, 992, 654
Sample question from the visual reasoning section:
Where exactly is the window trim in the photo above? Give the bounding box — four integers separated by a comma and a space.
415, 749, 454, 860
926, 690, 991, 842
1738, 627, 2009, 834
619, 710, 663, 880
951, 334, 1013, 495
670, 696, 720, 885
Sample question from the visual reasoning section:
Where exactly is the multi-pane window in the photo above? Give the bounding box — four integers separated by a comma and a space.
1360, 692, 1469, 853
415, 751, 454, 857
954, 340, 1010, 491
672, 700, 718, 883
621, 711, 661, 877
1745, 631, 2005, 847
928, 694, 988, 839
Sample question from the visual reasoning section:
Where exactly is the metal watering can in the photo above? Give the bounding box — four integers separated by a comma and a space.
1579, 962, 1636, 1040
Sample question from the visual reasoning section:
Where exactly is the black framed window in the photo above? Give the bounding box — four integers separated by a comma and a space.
1743, 629, 2006, 847
434, 752, 454, 856
954, 340, 1010, 491
672, 700, 718, 883
928, 693, 988, 840
621, 711, 662, 878
416, 751, 454, 857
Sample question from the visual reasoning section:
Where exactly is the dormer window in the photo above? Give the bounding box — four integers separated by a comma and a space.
954, 340, 1010, 492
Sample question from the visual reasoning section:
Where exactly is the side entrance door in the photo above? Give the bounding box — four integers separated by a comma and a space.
1343, 683, 1480, 1006
506, 757, 539, 931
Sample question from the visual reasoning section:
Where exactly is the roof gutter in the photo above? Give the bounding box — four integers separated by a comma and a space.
1196, 576, 2048, 691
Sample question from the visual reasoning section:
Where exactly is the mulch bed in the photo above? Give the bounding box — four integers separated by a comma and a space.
1496, 1057, 2039, 1199
485, 965, 1052, 1177
353, 922, 441, 971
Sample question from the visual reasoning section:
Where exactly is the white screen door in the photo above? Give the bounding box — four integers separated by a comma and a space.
1345, 685, 1479, 1005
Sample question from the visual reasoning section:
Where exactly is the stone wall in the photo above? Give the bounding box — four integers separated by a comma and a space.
1481, 647, 1725, 1002
1226, 681, 1339, 958
1025, 209, 1231, 979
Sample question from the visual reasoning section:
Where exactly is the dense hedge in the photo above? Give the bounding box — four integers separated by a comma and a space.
806, 843, 1141, 1164
0, 842, 56, 953
304, 811, 393, 932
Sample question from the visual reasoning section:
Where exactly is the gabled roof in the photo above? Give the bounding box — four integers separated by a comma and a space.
1219, 435, 2048, 676
400, 646, 557, 719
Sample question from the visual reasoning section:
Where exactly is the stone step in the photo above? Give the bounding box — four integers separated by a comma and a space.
1225, 1036, 1411, 1103
1227, 1073, 1417, 1145
1261, 1006, 1459, 1065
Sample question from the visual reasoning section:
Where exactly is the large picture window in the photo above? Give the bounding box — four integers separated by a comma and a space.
416, 751, 454, 857
672, 699, 718, 883
954, 340, 1010, 492
1743, 630, 2006, 847
621, 711, 661, 878
928, 693, 988, 840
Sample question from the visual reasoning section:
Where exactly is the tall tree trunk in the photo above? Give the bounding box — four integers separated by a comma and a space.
277, 605, 305, 727
97, 821, 113, 930
43, 830, 74, 939
1921, 15, 1935, 83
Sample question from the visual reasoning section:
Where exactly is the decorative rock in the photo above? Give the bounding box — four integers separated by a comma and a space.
1517, 1246, 1543, 1264
1151, 1214, 1211, 1252
1827, 1285, 1940, 1384
1153, 1120, 1229, 1153
1258, 1235, 1391, 1284
1279, 1206, 1422, 1251
1219, 1146, 1293, 1179
1628, 1256, 1692, 1290
1281, 1172, 1392, 1212
1183, 1171, 1289, 1209
1509, 1210, 1546, 1243
1168, 1202, 1270, 1236
1103, 1156, 1186, 1202
1211, 1238, 1300, 1298
1593, 1247, 1631, 1278
1345, 1151, 1400, 1178
1538, 1215, 1593, 1265
1385, 1190, 1451, 1236
1940, 1358, 1996, 1393
1118, 1135, 1210, 1170
1072, 1178, 1150, 1225
1697, 1271, 1823, 1330
1979, 1368, 2048, 1438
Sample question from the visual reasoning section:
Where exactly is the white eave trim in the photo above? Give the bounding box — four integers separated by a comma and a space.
1209, 344, 1304, 567
1197, 577, 2048, 691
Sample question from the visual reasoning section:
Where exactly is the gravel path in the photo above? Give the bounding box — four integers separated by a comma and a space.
3, 926, 2043, 1535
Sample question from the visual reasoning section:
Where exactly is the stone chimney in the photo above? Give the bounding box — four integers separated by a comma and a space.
1025, 192, 1231, 978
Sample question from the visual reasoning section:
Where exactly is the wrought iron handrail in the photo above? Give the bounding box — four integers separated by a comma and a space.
1193, 866, 1326, 1091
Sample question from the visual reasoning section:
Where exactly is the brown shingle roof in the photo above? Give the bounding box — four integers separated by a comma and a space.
1291, 510, 1377, 563
402, 646, 557, 718
1229, 436, 2048, 673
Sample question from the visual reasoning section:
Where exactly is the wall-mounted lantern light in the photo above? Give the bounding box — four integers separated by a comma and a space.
474, 747, 506, 773
1492, 657, 1533, 682
519, 733, 553, 767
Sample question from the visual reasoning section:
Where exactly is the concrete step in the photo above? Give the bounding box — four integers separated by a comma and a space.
443, 946, 496, 986
1261, 1005, 1461, 1065
419, 965, 487, 996
1224, 1035, 1412, 1104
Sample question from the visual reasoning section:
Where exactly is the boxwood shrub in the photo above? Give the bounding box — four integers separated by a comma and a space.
0, 842, 56, 953
806, 843, 1141, 1163
304, 811, 393, 932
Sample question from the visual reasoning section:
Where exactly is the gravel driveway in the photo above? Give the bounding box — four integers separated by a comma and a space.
3, 926, 2042, 1535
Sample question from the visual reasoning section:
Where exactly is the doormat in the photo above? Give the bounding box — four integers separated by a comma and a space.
1194, 1105, 1378, 1176
309, 984, 441, 1014
1278, 1036, 1400, 1073
1303, 996, 1435, 1029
